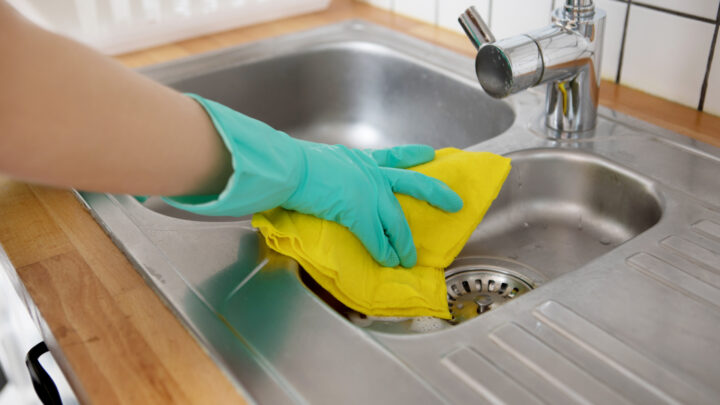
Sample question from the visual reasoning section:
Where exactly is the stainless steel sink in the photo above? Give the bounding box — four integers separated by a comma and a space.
460, 148, 663, 280
140, 34, 514, 222
299, 147, 664, 335
79, 21, 720, 404
171, 42, 515, 149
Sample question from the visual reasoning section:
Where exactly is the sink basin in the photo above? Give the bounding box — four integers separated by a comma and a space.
170, 43, 514, 150
458, 148, 663, 282
299, 147, 663, 333
139, 38, 514, 221
79, 20, 720, 405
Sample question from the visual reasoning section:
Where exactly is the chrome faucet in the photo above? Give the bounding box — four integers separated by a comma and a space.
460, 0, 606, 133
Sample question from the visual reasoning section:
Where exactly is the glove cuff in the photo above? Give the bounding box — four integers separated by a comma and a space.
162, 94, 304, 217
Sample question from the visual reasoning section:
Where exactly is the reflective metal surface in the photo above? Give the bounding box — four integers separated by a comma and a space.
565, 0, 596, 16
461, 2, 605, 132
139, 34, 514, 221
458, 6, 495, 49
459, 148, 663, 280
79, 21, 720, 404
445, 266, 534, 322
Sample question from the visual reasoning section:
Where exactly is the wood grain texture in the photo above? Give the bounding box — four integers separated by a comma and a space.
1, 1, 718, 404
599, 81, 720, 148
0, 184, 244, 404
0, 183, 73, 268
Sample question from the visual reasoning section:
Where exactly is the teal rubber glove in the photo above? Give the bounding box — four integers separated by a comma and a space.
164, 94, 463, 268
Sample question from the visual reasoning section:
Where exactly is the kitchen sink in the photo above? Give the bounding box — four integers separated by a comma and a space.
79, 21, 720, 404
311, 147, 663, 334
139, 32, 514, 222
459, 148, 663, 281
170, 43, 514, 149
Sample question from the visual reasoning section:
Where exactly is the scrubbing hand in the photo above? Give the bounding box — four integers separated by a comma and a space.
284, 142, 464, 268
163, 94, 463, 268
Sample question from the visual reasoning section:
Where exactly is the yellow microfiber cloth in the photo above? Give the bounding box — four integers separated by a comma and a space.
251, 148, 511, 319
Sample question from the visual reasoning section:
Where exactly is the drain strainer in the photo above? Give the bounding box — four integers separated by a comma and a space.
302, 257, 542, 334
446, 262, 536, 325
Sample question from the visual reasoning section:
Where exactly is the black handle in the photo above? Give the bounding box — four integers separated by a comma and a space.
0, 360, 7, 392
26, 342, 63, 405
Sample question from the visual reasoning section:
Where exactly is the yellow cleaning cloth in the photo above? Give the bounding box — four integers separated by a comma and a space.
251, 148, 511, 319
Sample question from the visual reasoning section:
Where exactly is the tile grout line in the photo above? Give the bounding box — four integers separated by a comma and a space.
615, 0, 632, 84
374, 0, 718, 112
697, 3, 720, 111
630, 0, 716, 24
609, 0, 716, 24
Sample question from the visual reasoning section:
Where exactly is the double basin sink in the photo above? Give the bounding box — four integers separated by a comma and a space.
80, 21, 720, 404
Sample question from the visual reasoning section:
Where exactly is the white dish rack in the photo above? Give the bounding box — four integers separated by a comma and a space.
8, 0, 331, 55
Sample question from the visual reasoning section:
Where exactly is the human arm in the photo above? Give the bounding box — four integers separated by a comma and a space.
0, 2, 231, 196
0, 3, 463, 268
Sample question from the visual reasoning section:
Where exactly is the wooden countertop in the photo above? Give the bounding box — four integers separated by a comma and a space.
1, 0, 718, 404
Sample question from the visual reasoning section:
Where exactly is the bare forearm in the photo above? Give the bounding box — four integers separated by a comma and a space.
0, 3, 231, 196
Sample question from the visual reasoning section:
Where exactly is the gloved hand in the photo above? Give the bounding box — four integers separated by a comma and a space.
163, 94, 463, 268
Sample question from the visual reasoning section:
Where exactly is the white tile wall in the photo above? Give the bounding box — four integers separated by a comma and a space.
621, 6, 714, 108
491, 0, 554, 38
638, 0, 718, 19
437, 0, 489, 33
704, 46, 720, 115
596, 0, 628, 81
358, 0, 720, 115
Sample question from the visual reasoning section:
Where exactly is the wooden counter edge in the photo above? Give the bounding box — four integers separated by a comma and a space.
1, 0, 719, 404
0, 184, 247, 404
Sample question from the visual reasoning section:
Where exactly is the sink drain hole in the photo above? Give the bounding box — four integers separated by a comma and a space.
445, 267, 534, 325
298, 257, 540, 334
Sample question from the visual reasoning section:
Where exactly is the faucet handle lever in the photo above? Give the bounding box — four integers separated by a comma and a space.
459, 6, 495, 49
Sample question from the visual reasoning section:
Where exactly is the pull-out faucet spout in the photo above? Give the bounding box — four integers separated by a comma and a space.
459, 3, 606, 133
